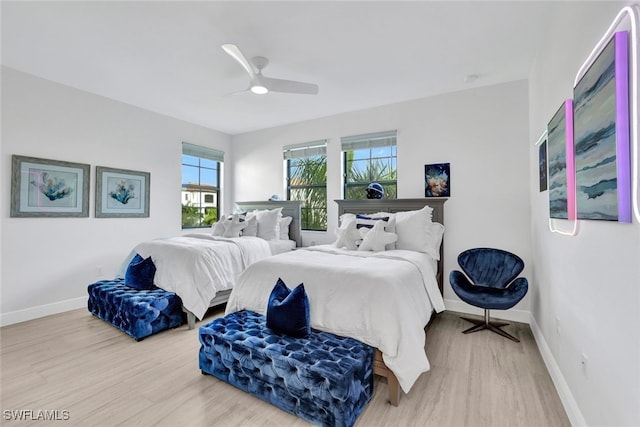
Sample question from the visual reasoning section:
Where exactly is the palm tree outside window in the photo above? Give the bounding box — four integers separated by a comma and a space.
284, 140, 328, 231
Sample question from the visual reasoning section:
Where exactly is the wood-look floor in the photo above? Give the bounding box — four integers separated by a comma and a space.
0, 309, 570, 426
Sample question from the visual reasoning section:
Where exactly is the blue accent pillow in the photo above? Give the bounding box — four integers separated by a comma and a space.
266, 278, 310, 338
124, 254, 156, 290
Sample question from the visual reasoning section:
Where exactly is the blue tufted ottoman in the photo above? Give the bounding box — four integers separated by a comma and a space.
87, 279, 184, 341
199, 310, 374, 427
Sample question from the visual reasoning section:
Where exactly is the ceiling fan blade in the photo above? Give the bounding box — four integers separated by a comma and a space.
221, 44, 257, 78
262, 76, 319, 95
223, 88, 251, 97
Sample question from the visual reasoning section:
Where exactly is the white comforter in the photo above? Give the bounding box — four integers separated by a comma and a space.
134, 235, 271, 320
225, 245, 445, 393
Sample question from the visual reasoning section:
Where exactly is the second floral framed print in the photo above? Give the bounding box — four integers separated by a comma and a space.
95, 166, 150, 218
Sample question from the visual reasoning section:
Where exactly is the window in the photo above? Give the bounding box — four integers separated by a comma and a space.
342, 130, 397, 199
181, 142, 223, 228
284, 140, 328, 231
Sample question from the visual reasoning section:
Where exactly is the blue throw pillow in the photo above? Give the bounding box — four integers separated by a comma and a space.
124, 254, 156, 290
266, 278, 310, 338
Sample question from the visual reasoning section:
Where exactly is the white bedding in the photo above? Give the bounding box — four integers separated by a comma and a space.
134, 235, 272, 320
225, 244, 445, 393
267, 239, 296, 254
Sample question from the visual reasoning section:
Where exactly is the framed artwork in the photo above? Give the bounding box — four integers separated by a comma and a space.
573, 30, 631, 222
539, 138, 548, 192
424, 163, 450, 197
547, 100, 575, 219
10, 155, 90, 218
95, 166, 150, 218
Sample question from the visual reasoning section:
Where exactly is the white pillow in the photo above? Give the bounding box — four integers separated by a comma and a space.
222, 214, 248, 238
339, 213, 355, 225
370, 212, 396, 233
424, 222, 445, 260
384, 216, 397, 250
279, 216, 293, 240
254, 207, 283, 241
211, 216, 227, 236
367, 212, 397, 249
394, 206, 434, 252
241, 213, 258, 237
333, 218, 361, 250
354, 213, 396, 250
358, 221, 398, 252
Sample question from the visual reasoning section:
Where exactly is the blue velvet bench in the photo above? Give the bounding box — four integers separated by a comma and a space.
87, 279, 184, 341
199, 310, 374, 427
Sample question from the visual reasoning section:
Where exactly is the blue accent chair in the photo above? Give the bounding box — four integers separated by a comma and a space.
449, 248, 528, 342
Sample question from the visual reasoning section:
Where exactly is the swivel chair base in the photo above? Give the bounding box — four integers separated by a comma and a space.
460, 309, 519, 342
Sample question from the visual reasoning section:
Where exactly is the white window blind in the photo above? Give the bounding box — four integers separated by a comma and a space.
340, 130, 397, 151
182, 142, 224, 162
283, 140, 327, 160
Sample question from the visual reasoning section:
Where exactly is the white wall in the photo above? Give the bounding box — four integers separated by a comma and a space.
528, 2, 640, 426
0, 67, 232, 325
232, 80, 532, 319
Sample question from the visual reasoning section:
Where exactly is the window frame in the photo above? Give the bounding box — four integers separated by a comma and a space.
341, 131, 397, 200
284, 140, 328, 231
181, 143, 223, 229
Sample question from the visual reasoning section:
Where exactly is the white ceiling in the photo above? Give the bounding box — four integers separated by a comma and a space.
1, 1, 557, 135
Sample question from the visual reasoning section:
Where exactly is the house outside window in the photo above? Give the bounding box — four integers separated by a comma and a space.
284, 140, 327, 231
342, 130, 397, 199
181, 142, 223, 228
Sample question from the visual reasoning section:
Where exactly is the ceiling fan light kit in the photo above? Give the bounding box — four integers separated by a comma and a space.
222, 43, 319, 95
250, 85, 268, 95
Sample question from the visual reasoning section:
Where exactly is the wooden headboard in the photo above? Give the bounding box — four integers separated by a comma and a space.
234, 200, 302, 248
334, 198, 447, 295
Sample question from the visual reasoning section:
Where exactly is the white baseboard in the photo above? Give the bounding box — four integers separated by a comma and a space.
528, 314, 586, 427
0, 296, 88, 327
444, 298, 530, 324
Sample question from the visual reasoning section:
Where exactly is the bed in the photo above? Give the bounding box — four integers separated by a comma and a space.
122, 200, 302, 329
225, 198, 447, 406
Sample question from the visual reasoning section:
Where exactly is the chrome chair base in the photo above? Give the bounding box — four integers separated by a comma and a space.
460, 310, 519, 342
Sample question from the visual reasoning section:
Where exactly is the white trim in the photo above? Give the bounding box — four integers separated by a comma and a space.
444, 298, 530, 324
0, 296, 88, 327
529, 314, 587, 427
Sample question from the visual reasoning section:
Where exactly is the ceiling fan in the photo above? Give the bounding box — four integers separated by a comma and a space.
222, 44, 319, 95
